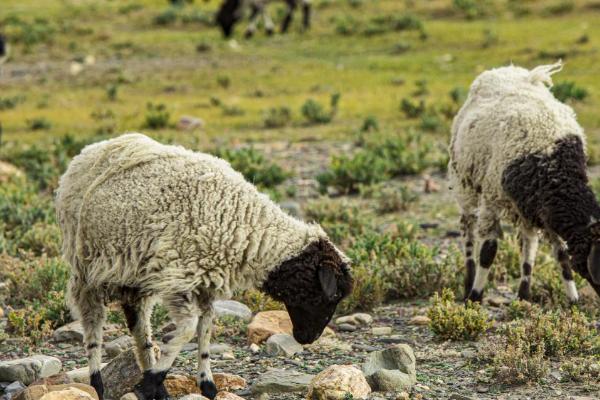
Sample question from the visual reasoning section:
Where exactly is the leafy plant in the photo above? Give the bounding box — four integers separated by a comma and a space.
143, 103, 170, 129
301, 93, 340, 125
551, 81, 589, 103
214, 147, 290, 188
263, 107, 292, 128
27, 117, 52, 131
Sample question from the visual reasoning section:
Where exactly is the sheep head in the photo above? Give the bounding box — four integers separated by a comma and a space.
262, 238, 353, 344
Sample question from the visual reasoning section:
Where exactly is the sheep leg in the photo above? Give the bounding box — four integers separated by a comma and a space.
460, 211, 477, 300
134, 293, 199, 400
468, 206, 501, 302
517, 227, 539, 301
301, 0, 311, 30
263, 9, 275, 35
196, 307, 217, 399
551, 240, 579, 303
281, 0, 297, 33
244, 3, 261, 38
77, 288, 107, 400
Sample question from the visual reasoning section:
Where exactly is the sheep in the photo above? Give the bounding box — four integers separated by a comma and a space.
449, 61, 600, 304
55, 133, 353, 400
216, 0, 311, 38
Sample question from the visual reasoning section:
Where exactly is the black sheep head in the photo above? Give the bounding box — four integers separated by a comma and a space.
216, 0, 243, 38
262, 238, 353, 344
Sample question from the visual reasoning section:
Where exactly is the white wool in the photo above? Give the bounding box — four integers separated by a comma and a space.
56, 133, 328, 299
449, 62, 584, 213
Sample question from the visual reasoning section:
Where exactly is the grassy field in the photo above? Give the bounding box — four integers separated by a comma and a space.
1, 0, 600, 398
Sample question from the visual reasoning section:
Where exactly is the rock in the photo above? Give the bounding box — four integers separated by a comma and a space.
487, 296, 511, 307
120, 394, 138, 400
424, 176, 440, 193
0, 355, 62, 385
177, 116, 205, 131
247, 311, 293, 344
221, 352, 236, 360
13, 384, 48, 400
371, 327, 392, 336
306, 365, 371, 400
335, 316, 357, 326
182, 343, 199, 352
3, 381, 27, 399
213, 300, 252, 322
0, 161, 23, 183
179, 395, 209, 400
30, 372, 72, 386
105, 336, 134, 358
279, 201, 301, 218
266, 334, 303, 357
353, 313, 373, 326
100, 349, 141, 400
52, 321, 84, 343
249, 343, 260, 354
210, 343, 232, 355
0, 306, 4, 318
213, 373, 247, 392
362, 344, 417, 391
449, 395, 476, 400
337, 324, 356, 332
396, 392, 410, 400
408, 316, 431, 326
47, 384, 99, 400
164, 374, 201, 396
65, 364, 107, 384
39, 387, 95, 400
215, 392, 245, 400
251, 369, 314, 394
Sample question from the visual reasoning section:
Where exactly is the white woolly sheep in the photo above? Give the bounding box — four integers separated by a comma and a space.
449, 61, 600, 303
55, 133, 352, 400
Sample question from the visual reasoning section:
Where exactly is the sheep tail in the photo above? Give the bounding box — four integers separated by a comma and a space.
529, 60, 563, 87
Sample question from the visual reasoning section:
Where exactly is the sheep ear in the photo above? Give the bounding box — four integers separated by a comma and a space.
318, 267, 337, 301
588, 242, 600, 285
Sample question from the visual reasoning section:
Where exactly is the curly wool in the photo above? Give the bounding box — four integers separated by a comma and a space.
449, 61, 583, 216
56, 133, 329, 299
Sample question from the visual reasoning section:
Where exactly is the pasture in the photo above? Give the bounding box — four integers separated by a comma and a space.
0, 0, 599, 399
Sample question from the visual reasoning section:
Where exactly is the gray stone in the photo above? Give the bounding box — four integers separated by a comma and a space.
180, 395, 209, 400
52, 321, 84, 343
177, 116, 205, 131
0, 355, 62, 385
120, 394, 138, 400
338, 323, 357, 332
213, 300, 252, 322
371, 326, 392, 336
265, 334, 303, 357
450, 395, 477, 400
335, 315, 358, 326
362, 344, 417, 391
251, 368, 314, 394
3, 381, 26, 399
105, 336, 134, 358
353, 313, 373, 325
101, 349, 141, 400
210, 343, 231, 355
66, 364, 107, 384
181, 342, 198, 352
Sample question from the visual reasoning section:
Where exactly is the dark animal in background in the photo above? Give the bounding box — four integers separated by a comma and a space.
216, 0, 311, 38
0, 34, 7, 62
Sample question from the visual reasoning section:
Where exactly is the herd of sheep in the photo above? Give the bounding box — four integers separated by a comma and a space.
53, 61, 600, 400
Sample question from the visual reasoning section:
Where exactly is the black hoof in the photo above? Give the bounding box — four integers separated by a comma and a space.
517, 281, 531, 302
200, 380, 218, 400
466, 290, 483, 303
244, 31, 254, 39
266, 28, 274, 36
156, 383, 171, 400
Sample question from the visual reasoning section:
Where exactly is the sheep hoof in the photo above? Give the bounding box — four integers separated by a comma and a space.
200, 381, 218, 400
466, 290, 483, 303
156, 383, 170, 400
244, 30, 254, 39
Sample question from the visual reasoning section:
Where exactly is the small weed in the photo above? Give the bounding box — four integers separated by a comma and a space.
317, 150, 390, 194
400, 98, 425, 118
375, 186, 418, 213
214, 147, 290, 188
263, 107, 292, 128
428, 288, 491, 341
301, 93, 340, 125
453, 0, 491, 19
106, 84, 118, 101
234, 289, 283, 313
544, 0, 575, 16
0, 95, 25, 110
217, 75, 231, 89
551, 81, 589, 103
143, 103, 170, 129
27, 117, 52, 131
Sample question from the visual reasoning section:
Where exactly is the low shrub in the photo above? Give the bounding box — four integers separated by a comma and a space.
263, 107, 292, 128
453, 0, 491, 19
305, 198, 373, 243
234, 289, 284, 313
214, 147, 290, 188
0, 95, 25, 110
427, 288, 491, 341
27, 117, 52, 131
544, 0, 575, 16
301, 93, 340, 125
551, 81, 588, 103
375, 186, 418, 213
143, 103, 170, 129
317, 150, 389, 194
400, 98, 425, 118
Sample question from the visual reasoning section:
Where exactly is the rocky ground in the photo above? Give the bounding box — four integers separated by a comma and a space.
1, 297, 599, 400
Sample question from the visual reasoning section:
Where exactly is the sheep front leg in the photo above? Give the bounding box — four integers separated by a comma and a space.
550, 238, 579, 303
517, 226, 539, 301
460, 211, 477, 300
78, 290, 107, 400
196, 307, 217, 399
134, 294, 199, 400
468, 205, 501, 303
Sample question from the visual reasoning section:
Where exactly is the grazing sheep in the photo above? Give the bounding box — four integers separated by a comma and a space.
216, 0, 311, 38
449, 61, 600, 303
56, 133, 352, 400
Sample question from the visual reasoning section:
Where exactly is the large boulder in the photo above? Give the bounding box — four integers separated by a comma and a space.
306, 365, 371, 400
52, 321, 84, 343
265, 334, 303, 357
251, 368, 314, 394
247, 311, 292, 344
0, 355, 62, 385
215, 393, 244, 400
105, 336, 134, 359
39, 387, 95, 400
213, 301, 252, 322
100, 349, 141, 400
163, 374, 201, 396
362, 344, 417, 391
65, 364, 107, 384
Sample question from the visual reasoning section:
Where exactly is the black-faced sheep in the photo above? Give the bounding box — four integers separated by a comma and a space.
55, 133, 353, 400
449, 62, 600, 303
216, 0, 311, 38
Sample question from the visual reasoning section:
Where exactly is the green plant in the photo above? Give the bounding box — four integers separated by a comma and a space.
151, 303, 170, 330
428, 289, 491, 341
333, 15, 359, 36
449, 87, 467, 104
217, 75, 231, 89
305, 199, 373, 243
0, 95, 25, 110
375, 186, 418, 213
301, 93, 340, 125
27, 117, 52, 131
453, 0, 490, 19
263, 107, 292, 128
18, 221, 62, 257
317, 150, 390, 194
544, 0, 575, 15
106, 84, 118, 101
551, 81, 589, 103
214, 147, 290, 188
360, 116, 379, 133
143, 103, 170, 129
400, 98, 425, 118
234, 289, 283, 313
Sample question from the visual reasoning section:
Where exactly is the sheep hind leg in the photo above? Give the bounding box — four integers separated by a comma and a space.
121, 291, 166, 399
76, 287, 107, 400
460, 211, 477, 300
552, 240, 579, 303
196, 307, 217, 399
134, 293, 199, 400
468, 206, 501, 303
517, 226, 539, 301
